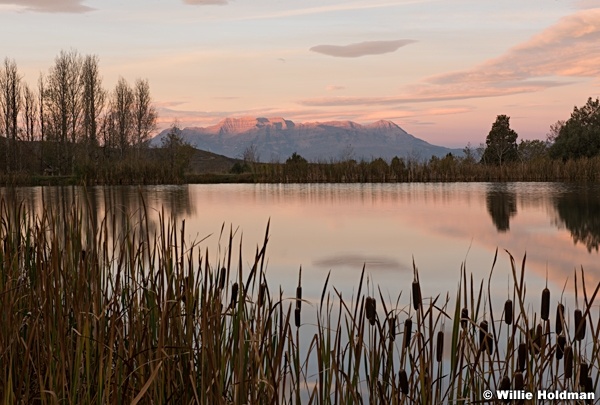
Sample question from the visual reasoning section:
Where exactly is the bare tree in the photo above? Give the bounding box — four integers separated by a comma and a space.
111, 77, 134, 155
22, 83, 37, 142
0, 58, 22, 171
81, 55, 105, 149
132, 78, 157, 151
46, 50, 82, 172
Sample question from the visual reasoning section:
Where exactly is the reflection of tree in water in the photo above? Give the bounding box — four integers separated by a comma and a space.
554, 192, 600, 253
486, 185, 517, 232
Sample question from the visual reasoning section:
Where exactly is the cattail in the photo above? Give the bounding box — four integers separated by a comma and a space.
518, 342, 527, 372
460, 308, 469, 329
436, 330, 444, 362
218, 267, 226, 290
479, 320, 493, 354
294, 307, 301, 328
398, 370, 409, 395
403, 319, 412, 349
556, 334, 566, 360
514, 372, 524, 390
574, 309, 586, 340
296, 286, 302, 310
579, 362, 589, 387
500, 376, 511, 403
258, 283, 266, 307
555, 303, 564, 335
533, 323, 543, 354
412, 280, 421, 311
296, 268, 302, 310
564, 345, 573, 379
504, 299, 513, 325
541, 287, 550, 321
389, 315, 396, 341
479, 320, 488, 347
230, 283, 238, 308
585, 376, 593, 395
486, 333, 494, 355
365, 297, 376, 325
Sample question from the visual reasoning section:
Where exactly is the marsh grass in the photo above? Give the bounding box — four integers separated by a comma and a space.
0, 194, 598, 404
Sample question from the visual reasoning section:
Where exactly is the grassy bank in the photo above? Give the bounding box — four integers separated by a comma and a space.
0, 196, 598, 404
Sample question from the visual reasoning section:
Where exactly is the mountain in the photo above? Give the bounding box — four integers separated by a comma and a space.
151, 117, 462, 162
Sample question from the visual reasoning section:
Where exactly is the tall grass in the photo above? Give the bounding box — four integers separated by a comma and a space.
0, 195, 598, 403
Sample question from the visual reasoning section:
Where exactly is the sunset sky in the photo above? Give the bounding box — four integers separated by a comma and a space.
3, 0, 600, 147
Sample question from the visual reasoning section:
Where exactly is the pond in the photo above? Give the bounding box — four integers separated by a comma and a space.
3, 182, 599, 310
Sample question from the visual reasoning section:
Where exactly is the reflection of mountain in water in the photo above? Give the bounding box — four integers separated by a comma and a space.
554, 192, 600, 253
486, 185, 517, 232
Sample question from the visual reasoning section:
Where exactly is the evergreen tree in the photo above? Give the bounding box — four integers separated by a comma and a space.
481, 115, 518, 166
549, 97, 600, 160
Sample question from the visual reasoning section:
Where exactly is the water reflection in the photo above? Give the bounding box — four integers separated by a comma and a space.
486, 184, 517, 232
0, 185, 195, 247
1, 182, 598, 300
553, 189, 600, 253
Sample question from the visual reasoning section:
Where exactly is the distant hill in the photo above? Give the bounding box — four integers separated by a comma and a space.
151, 117, 463, 162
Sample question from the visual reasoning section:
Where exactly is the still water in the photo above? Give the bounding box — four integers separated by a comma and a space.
2, 182, 599, 308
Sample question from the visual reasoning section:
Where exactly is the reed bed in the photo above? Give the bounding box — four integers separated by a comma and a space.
0, 195, 598, 404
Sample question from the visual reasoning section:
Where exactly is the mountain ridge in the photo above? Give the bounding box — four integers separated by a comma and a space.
152, 117, 462, 162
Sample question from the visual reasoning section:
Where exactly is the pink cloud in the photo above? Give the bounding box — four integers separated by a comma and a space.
183, 0, 228, 5
310, 40, 416, 58
0, 0, 93, 12
302, 9, 600, 107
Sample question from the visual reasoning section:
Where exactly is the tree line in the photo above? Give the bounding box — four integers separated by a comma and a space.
245, 97, 600, 183
479, 97, 600, 166
0, 50, 159, 179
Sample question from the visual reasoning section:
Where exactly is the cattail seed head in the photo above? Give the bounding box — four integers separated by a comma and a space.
436, 330, 444, 362
585, 376, 593, 396
479, 320, 488, 348
218, 267, 226, 290
555, 303, 564, 335
500, 376, 511, 402
533, 323, 543, 354
365, 297, 376, 325
541, 287, 550, 321
230, 283, 238, 308
556, 334, 566, 360
258, 283, 266, 307
403, 319, 413, 349
412, 280, 421, 311
294, 307, 301, 328
504, 299, 513, 325
460, 308, 469, 329
514, 372, 524, 390
574, 309, 586, 341
486, 334, 494, 355
296, 286, 302, 310
518, 343, 527, 372
564, 345, 573, 379
389, 315, 396, 341
479, 321, 493, 355
398, 370, 409, 395
579, 362, 589, 387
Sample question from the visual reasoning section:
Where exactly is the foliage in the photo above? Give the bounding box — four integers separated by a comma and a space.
549, 97, 600, 160
285, 152, 308, 165
160, 124, 194, 177
518, 139, 548, 162
481, 114, 518, 166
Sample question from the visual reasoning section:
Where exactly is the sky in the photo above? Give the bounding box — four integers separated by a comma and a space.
2, 0, 600, 147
